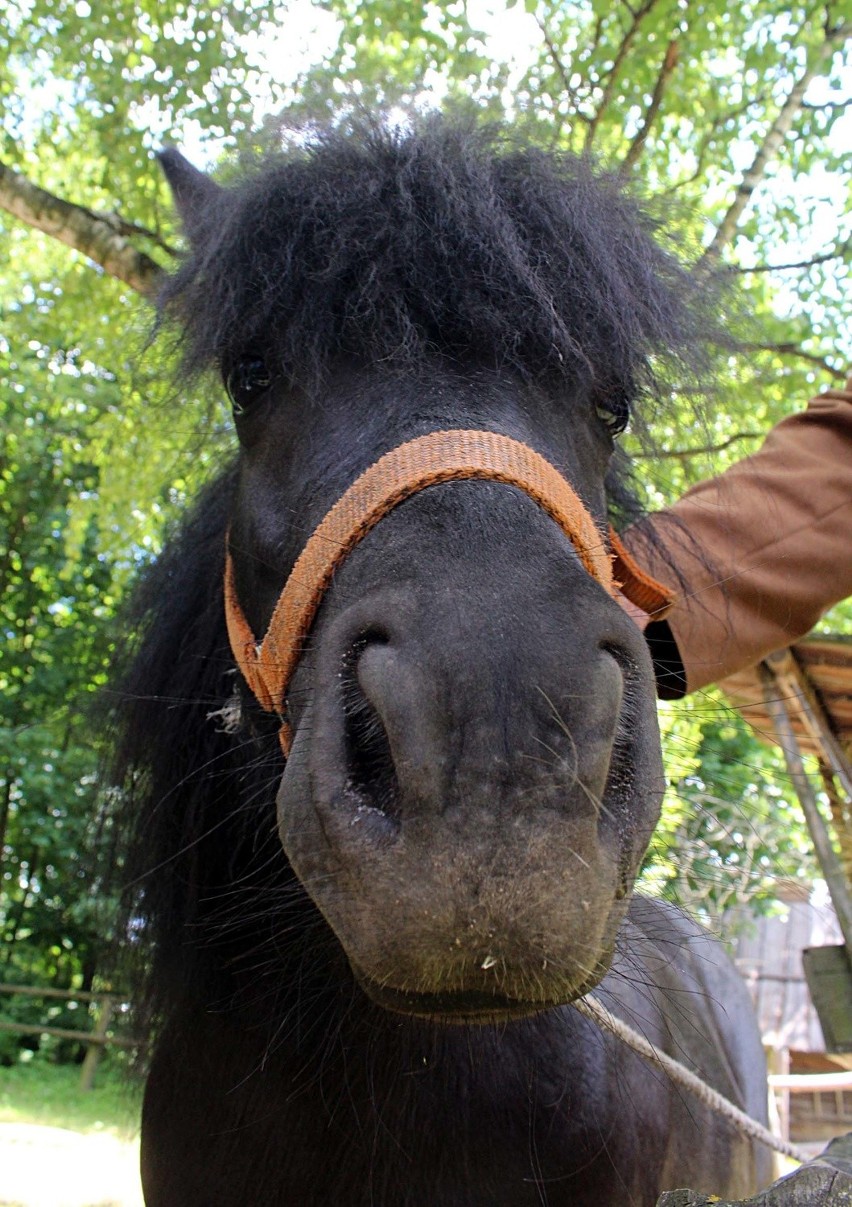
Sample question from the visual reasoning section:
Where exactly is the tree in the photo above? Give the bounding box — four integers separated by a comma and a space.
643, 700, 820, 924
0, 1, 849, 1019
1, 0, 259, 1011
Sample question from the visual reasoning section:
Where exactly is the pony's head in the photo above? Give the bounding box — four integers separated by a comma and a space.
124, 117, 714, 1026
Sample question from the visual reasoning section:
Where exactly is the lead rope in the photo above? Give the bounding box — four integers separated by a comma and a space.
575, 994, 809, 1164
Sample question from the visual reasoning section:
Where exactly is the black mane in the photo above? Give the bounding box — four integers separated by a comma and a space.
161, 115, 715, 408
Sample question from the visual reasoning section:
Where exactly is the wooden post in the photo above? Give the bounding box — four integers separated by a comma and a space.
760, 661, 852, 965
79, 996, 113, 1092
818, 761, 852, 885
765, 1046, 791, 1147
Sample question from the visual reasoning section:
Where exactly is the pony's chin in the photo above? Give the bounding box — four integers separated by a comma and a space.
356, 977, 554, 1023
350, 936, 618, 1024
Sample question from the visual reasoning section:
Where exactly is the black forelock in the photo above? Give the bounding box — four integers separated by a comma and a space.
158, 114, 717, 406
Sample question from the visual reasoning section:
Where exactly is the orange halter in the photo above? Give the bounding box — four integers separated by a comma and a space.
223, 429, 673, 755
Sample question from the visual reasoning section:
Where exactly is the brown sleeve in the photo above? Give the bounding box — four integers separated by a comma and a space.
624, 376, 852, 695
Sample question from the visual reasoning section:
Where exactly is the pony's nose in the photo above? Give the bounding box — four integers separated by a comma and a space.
340, 632, 402, 823
306, 585, 631, 845
337, 627, 448, 827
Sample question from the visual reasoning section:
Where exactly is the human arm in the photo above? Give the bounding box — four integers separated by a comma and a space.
623, 375, 852, 696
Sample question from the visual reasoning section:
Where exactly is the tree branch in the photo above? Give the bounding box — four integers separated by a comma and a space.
621, 37, 680, 172
702, 20, 852, 264
0, 160, 167, 296
99, 213, 177, 257
657, 119, 725, 196
657, 90, 772, 197
589, 13, 605, 59
535, 12, 590, 122
662, 86, 769, 185
632, 431, 765, 460
745, 342, 847, 378
584, 0, 661, 148
734, 242, 850, 272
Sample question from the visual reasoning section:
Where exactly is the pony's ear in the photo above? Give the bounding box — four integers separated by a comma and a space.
157, 148, 222, 245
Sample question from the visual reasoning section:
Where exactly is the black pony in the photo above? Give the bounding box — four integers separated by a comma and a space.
115, 117, 769, 1206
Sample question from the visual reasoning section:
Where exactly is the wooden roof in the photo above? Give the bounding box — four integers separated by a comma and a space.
720, 635, 852, 760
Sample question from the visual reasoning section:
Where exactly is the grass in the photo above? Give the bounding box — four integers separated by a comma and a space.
0, 1057, 141, 1139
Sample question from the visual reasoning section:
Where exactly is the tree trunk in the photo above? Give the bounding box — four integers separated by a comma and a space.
0, 159, 166, 295
0, 778, 12, 868
2, 849, 40, 966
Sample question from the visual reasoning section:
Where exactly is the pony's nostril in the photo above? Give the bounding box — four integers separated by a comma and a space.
342, 635, 401, 822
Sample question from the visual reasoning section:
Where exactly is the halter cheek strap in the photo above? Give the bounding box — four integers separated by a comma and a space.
223, 429, 674, 755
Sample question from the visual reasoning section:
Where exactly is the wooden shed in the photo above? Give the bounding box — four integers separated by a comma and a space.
729, 882, 852, 1147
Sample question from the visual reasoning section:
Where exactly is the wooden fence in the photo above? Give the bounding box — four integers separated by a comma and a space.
0, 982, 133, 1090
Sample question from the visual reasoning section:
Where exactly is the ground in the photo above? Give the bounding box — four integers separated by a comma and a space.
0, 1061, 142, 1207
0, 1124, 142, 1207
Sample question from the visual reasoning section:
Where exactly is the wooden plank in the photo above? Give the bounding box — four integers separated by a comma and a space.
768, 1071, 852, 1090
0, 983, 126, 1004
0, 1020, 134, 1048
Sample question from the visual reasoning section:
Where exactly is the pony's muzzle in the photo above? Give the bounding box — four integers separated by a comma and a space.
296, 580, 633, 851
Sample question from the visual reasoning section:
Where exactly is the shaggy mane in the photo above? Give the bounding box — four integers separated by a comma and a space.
161, 114, 716, 408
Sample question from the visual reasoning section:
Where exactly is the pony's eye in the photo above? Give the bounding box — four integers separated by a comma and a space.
595, 398, 629, 436
225, 356, 272, 415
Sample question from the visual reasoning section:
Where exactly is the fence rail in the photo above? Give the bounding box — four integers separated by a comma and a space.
769, 1071, 852, 1091
0, 982, 133, 1090
0, 983, 124, 1004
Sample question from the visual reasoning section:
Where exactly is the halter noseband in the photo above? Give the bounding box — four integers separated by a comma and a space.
223, 429, 673, 755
